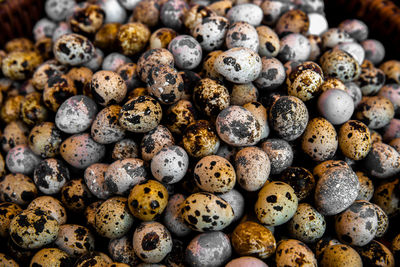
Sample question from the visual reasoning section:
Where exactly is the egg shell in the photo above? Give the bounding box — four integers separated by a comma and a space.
33, 18, 57, 40
336, 42, 365, 65
278, 33, 311, 63
136, 48, 174, 82
141, 125, 175, 161
182, 4, 216, 31
339, 19, 369, 42
226, 256, 268, 267
84, 201, 103, 230
105, 158, 147, 195
315, 236, 341, 258
0, 173, 37, 206
0, 202, 22, 238
2, 51, 42, 81
355, 96, 394, 129
33, 158, 70, 195
1, 120, 29, 152
380, 60, 400, 84
183, 120, 220, 158
160, 0, 187, 30
131, 0, 159, 28
373, 203, 389, 238
193, 16, 229, 51
307, 13, 328, 35
70, 4, 105, 35
185, 231, 232, 267
21, 92, 48, 126
117, 23, 151, 56
276, 9, 309, 36
363, 142, 400, 179
227, 3, 263, 26
30, 248, 73, 267
164, 99, 197, 135
355, 171, 374, 201
256, 25, 280, 58
27, 196, 67, 225
390, 138, 400, 153
317, 89, 354, 125
373, 179, 400, 217
45, 0, 75, 21
133, 221, 172, 263
215, 47, 262, 83
149, 28, 177, 50
75, 251, 112, 267
320, 244, 362, 267
344, 81, 362, 106
308, 35, 322, 61
60, 179, 92, 213
32, 61, 65, 91
230, 83, 259, 106
90, 70, 127, 106
108, 235, 140, 266
378, 84, 400, 115
261, 0, 293, 26
356, 240, 395, 267
6, 145, 41, 175
91, 105, 125, 144
362, 39, 385, 65
10, 208, 59, 249
168, 35, 202, 70
201, 50, 224, 81
84, 163, 111, 199
55, 224, 95, 257
275, 239, 317, 267
260, 139, 294, 175
117, 63, 141, 91
320, 49, 361, 83
60, 133, 105, 169
218, 188, 245, 222
101, 52, 132, 72
29, 122, 62, 158
338, 120, 371, 160
279, 167, 315, 201
356, 61, 386, 96
225, 21, 260, 51
162, 194, 192, 237
53, 34, 94, 66
254, 57, 286, 91
322, 28, 354, 50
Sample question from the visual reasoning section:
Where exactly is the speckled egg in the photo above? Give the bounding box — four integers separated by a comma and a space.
321, 28, 354, 50
180, 192, 234, 232
27, 196, 67, 225
320, 49, 360, 83
164, 99, 196, 135
256, 26, 279, 58
32, 61, 66, 91
53, 34, 94, 66
84, 201, 103, 230
54, 224, 95, 257
75, 251, 112, 267
128, 180, 168, 221
93, 22, 120, 53
28, 122, 62, 158
6, 145, 41, 175
355, 96, 394, 129
141, 125, 175, 161
21, 92, 48, 126
117, 23, 151, 56
278, 33, 311, 63
159, 0, 187, 30
168, 35, 202, 70
131, 0, 159, 27
362, 39, 385, 65
90, 70, 127, 106
320, 244, 362, 267
9, 207, 59, 249
33, 158, 69, 195
269, 95, 309, 141
380, 60, 400, 83
372, 203, 388, 238
373, 179, 400, 217
30, 247, 73, 267
227, 3, 262, 26
0, 202, 22, 238
225, 22, 259, 52
1, 95, 24, 124
338, 19, 368, 42
133, 221, 172, 263
2, 51, 42, 81
308, 35, 322, 61
162, 194, 192, 237
378, 84, 400, 115
69, 4, 105, 36
193, 16, 229, 52
208, 1, 232, 16
149, 28, 177, 49
1, 120, 29, 152
0, 173, 37, 205
335, 42, 365, 65
226, 257, 268, 267
182, 4, 216, 31
355, 171, 374, 201
261, 0, 294, 26
151, 146, 188, 184
136, 49, 174, 83
315, 236, 341, 259
356, 240, 395, 267
215, 47, 262, 83
108, 235, 139, 266
33, 17, 57, 40
60, 133, 105, 169
317, 89, 354, 125
84, 163, 111, 199
105, 158, 147, 195
338, 120, 371, 160
0, 253, 19, 266
275, 239, 317, 267
276, 9, 309, 36
218, 188, 245, 222
313, 161, 360, 215
356, 60, 386, 96
116, 63, 141, 91
254, 57, 286, 91
234, 146, 270, 192
279, 167, 315, 201
201, 50, 224, 81
363, 142, 400, 179
185, 231, 232, 267
102, 52, 132, 72
183, 120, 220, 158
119, 95, 162, 133
60, 179, 92, 213
260, 139, 293, 175
91, 105, 125, 144
45, 0, 75, 21
345, 81, 363, 106
301, 117, 338, 161
230, 83, 259, 106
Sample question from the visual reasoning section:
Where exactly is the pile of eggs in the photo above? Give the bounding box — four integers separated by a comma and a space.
0, 0, 400, 266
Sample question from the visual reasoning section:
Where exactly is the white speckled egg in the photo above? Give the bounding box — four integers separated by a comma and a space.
55, 224, 95, 257
53, 34, 94, 66
278, 33, 311, 63
33, 158, 70, 195
84, 163, 111, 199
151, 145, 188, 184
227, 4, 263, 26
260, 138, 294, 175
162, 194, 192, 237
355, 96, 394, 129
225, 22, 259, 52
254, 57, 286, 91
320, 49, 361, 83
168, 35, 202, 70
317, 89, 354, 125
275, 239, 317, 267
363, 142, 400, 179
192, 16, 229, 52
257, 25, 280, 58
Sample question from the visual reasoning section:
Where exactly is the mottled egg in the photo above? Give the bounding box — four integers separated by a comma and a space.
356, 240, 395, 267
137, 49, 174, 83
180, 192, 234, 232
67, 67, 93, 94
0, 253, 19, 266
234, 146, 270, 191
2, 51, 42, 81
254, 57, 286, 91
183, 120, 220, 158
226, 257, 268, 267
91, 105, 125, 144
60, 179, 92, 213
30, 248, 73, 267
182, 5, 216, 31
164, 100, 196, 135
108, 235, 139, 266
1, 95, 24, 124
193, 16, 229, 51
84, 201, 103, 230
320, 49, 360, 83
119, 95, 162, 133
279, 167, 315, 201
355, 171, 374, 201
84, 163, 111, 199
128, 180, 168, 221
208, 0, 232, 17
338, 120, 371, 160
308, 35, 322, 60
93, 23, 120, 53
102, 52, 131, 72
117, 23, 151, 56
186, 231, 232, 267
354, 96, 394, 129
260, 139, 293, 175
45, 0, 75, 21
69, 4, 105, 35
356, 60, 385, 95
230, 83, 259, 106
339, 19, 369, 42
21, 92, 48, 126
321, 28, 354, 50
373, 179, 400, 217
275, 239, 317, 267
27, 196, 67, 225
380, 60, 400, 84
193, 78, 230, 117
1, 120, 29, 152
160, 0, 187, 30
90, 70, 127, 106
0, 173, 37, 205
225, 22, 259, 52
131, 0, 159, 28
133, 221, 172, 263
227, 3, 262, 26
317, 89, 354, 125
32, 61, 66, 91
261, 0, 293, 26
201, 50, 224, 81
168, 35, 202, 70
10, 207, 59, 249
278, 33, 311, 63
162, 194, 192, 237
218, 188, 245, 222
363, 142, 400, 179
151, 146, 188, 184
372, 203, 389, 238
75, 251, 112, 267
276, 9, 309, 36
256, 25, 280, 58
141, 125, 175, 161
320, 244, 362, 267
0, 202, 22, 238
60, 133, 105, 169
29, 122, 62, 158
116, 63, 141, 91
378, 84, 400, 115
33, 158, 69, 195
362, 39, 385, 65
6, 145, 41, 175
105, 158, 147, 195
55, 224, 95, 257
149, 28, 177, 49
111, 139, 139, 160
53, 34, 94, 66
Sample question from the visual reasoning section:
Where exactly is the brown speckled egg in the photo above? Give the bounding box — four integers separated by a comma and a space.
287, 203, 325, 243
30, 248, 73, 267
108, 235, 140, 266
67, 67, 93, 94
2, 51, 42, 81
33, 158, 70, 195
133, 221, 172, 263
75, 252, 112, 267
315, 236, 341, 259
69, 4, 105, 35
112, 138, 139, 160
257, 25, 280, 58
232, 221, 276, 259
201, 50, 224, 82
60, 179, 92, 213
356, 171, 374, 201
380, 60, 400, 84
355, 96, 394, 129
255, 181, 298, 226
95, 197, 134, 239
1, 95, 24, 124
117, 23, 151, 56
149, 28, 177, 49
209, 0, 232, 16
128, 180, 168, 221
301, 117, 338, 161
54, 224, 95, 257
183, 5, 216, 31
275, 9, 309, 36
373, 203, 389, 238
21, 92, 48, 126
193, 78, 230, 118
0, 202, 22, 238
194, 155, 236, 193
29, 122, 62, 158
356, 240, 395, 267
320, 77, 347, 92
27, 196, 67, 225
356, 60, 385, 96
269, 96, 309, 141
275, 239, 317, 267
105, 158, 147, 196
91, 105, 125, 144
84, 201, 103, 230
131, 0, 159, 27
164, 99, 196, 135
90, 70, 127, 106
373, 179, 400, 217
6, 145, 41, 175
183, 120, 220, 158
35, 37, 54, 61
147, 65, 184, 105
180, 192, 234, 232
1, 120, 29, 152
0, 173, 37, 205
43, 74, 77, 112
216, 105, 262, 146
320, 244, 362, 267
94, 23, 121, 53
260, 139, 294, 175
279, 167, 315, 201
116, 63, 141, 92
235, 146, 270, 192
84, 163, 110, 199
5, 38, 34, 53
254, 57, 286, 91
53, 33, 94, 66
137, 48, 175, 83
320, 49, 360, 83
32, 61, 66, 91
119, 95, 162, 133
60, 133, 105, 169
230, 83, 259, 106
363, 142, 400, 179
338, 120, 371, 160
9, 207, 59, 249
140, 125, 175, 161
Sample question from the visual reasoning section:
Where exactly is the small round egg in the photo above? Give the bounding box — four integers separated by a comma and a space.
69, 4, 105, 35
6, 145, 41, 175
160, 0, 188, 30
93, 23, 120, 53
225, 21, 259, 52
183, 120, 220, 158
149, 28, 177, 49
320, 49, 360, 83
27, 196, 67, 225
168, 35, 202, 70
278, 33, 311, 63
112, 139, 139, 160
55, 224, 95, 257
131, 0, 159, 28
33, 158, 70, 195
137, 48, 174, 83
2, 51, 42, 81
354, 96, 394, 129
164, 100, 197, 135
84, 201, 103, 230
227, 3, 263, 26
30, 248, 73, 267
320, 244, 362, 267
162, 194, 192, 237
84, 163, 111, 199
373, 179, 400, 217
90, 70, 127, 106
257, 25, 280, 58
108, 235, 140, 266
75, 252, 112, 267
254, 57, 286, 91
140, 125, 175, 161
279, 167, 315, 201
275, 9, 309, 36
321, 28, 354, 50
91, 105, 125, 144
380, 60, 400, 83
28, 122, 62, 158
0, 173, 37, 205
182, 4, 216, 31
45, 0, 75, 21
260, 139, 294, 175
317, 89, 354, 125
60, 179, 92, 213
356, 240, 395, 267
101, 52, 132, 72
43, 73, 78, 112
21, 92, 48, 127
230, 83, 259, 106
1, 120, 29, 152
275, 239, 317, 267
339, 19, 369, 42
117, 23, 151, 56
362, 39, 385, 65
379, 84, 400, 115
335, 42, 365, 65
356, 60, 386, 95
363, 142, 400, 179
193, 16, 229, 51
53, 33, 94, 66
338, 120, 371, 160
0, 202, 22, 238
32, 61, 66, 91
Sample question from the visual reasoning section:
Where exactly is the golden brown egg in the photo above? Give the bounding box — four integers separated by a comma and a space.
117, 23, 151, 56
